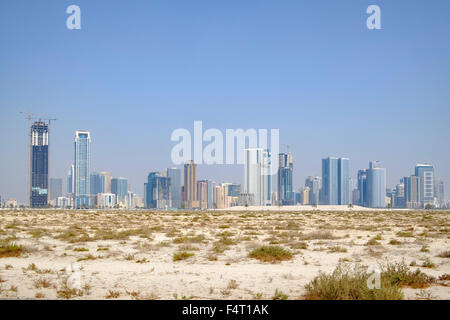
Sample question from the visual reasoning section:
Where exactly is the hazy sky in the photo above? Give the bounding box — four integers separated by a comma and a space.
1, 0, 449, 203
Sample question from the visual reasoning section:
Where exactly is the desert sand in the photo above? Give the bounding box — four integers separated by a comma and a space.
0, 209, 448, 300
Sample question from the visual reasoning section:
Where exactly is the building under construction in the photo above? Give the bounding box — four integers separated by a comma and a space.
30, 121, 50, 208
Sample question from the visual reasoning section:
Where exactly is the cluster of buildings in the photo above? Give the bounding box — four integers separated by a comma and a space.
1, 121, 448, 210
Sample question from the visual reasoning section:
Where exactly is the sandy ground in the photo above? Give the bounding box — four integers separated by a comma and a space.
0, 209, 448, 300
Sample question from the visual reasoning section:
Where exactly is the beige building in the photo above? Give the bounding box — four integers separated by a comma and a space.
183, 161, 199, 209
100, 172, 112, 193
302, 187, 310, 205
197, 180, 208, 209
214, 185, 227, 209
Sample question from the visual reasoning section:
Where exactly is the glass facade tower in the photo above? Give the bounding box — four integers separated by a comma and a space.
74, 131, 91, 208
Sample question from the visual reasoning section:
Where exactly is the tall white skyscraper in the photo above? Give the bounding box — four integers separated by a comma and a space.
415, 164, 434, 206
244, 148, 272, 206
367, 161, 387, 208
74, 131, 91, 209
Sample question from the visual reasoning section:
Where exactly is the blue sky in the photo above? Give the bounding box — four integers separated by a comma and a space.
1, 0, 449, 203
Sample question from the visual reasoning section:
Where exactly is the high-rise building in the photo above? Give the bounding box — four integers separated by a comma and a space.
206, 180, 215, 209
301, 187, 310, 205
338, 158, 350, 205
183, 161, 199, 209
392, 183, 405, 208
404, 175, 421, 208
49, 178, 63, 201
357, 169, 368, 206
366, 161, 386, 208
436, 180, 445, 206
67, 164, 74, 195
30, 121, 49, 208
277, 153, 294, 205
244, 148, 272, 206
97, 193, 116, 209
100, 172, 112, 193
322, 157, 350, 205
167, 167, 181, 209
197, 180, 208, 209
145, 172, 171, 209
90, 172, 104, 196
214, 185, 227, 209
74, 131, 91, 209
111, 177, 128, 203
305, 176, 321, 205
415, 164, 434, 206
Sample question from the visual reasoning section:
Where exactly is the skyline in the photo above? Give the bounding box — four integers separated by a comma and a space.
3, 122, 447, 210
1, 1, 450, 202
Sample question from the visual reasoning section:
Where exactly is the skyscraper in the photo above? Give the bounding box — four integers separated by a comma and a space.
111, 177, 128, 203
321, 157, 350, 205
90, 172, 104, 196
244, 148, 272, 206
207, 180, 215, 209
404, 175, 421, 208
415, 164, 434, 206
357, 169, 368, 207
197, 180, 208, 209
366, 161, 387, 208
305, 176, 321, 205
277, 153, 294, 205
436, 180, 445, 206
183, 161, 199, 209
30, 121, 49, 208
338, 158, 350, 205
49, 178, 63, 201
74, 131, 91, 209
145, 172, 171, 209
100, 172, 112, 193
67, 164, 74, 195
167, 167, 181, 209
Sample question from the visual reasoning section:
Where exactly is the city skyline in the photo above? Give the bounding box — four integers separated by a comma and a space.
1, 1, 450, 203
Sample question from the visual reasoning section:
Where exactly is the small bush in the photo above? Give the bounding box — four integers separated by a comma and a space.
0, 241, 23, 258
249, 246, 293, 263
421, 258, 436, 269
173, 251, 194, 261
304, 263, 403, 300
272, 289, 288, 300
389, 239, 402, 245
437, 251, 450, 258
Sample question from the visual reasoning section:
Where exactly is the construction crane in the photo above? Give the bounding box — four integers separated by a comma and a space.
19, 112, 57, 207
281, 144, 291, 154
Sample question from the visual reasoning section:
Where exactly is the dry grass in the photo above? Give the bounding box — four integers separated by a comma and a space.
249, 246, 293, 263
0, 241, 23, 258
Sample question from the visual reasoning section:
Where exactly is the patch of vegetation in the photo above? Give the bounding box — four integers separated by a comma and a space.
389, 239, 402, 245
304, 263, 403, 300
421, 258, 436, 269
73, 247, 89, 252
396, 231, 414, 238
249, 246, 293, 263
366, 238, 381, 246
0, 241, 23, 258
437, 250, 450, 258
105, 290, 121, 299
272, 289, 288, 300
173, 251, 194, 261
299, 231, 336, 240
328, 246, 348, 253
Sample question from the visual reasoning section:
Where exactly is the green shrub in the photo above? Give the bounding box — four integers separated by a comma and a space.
249, 246, 293, 263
